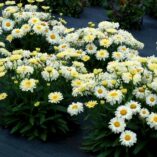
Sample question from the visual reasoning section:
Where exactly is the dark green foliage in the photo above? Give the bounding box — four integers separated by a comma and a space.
104, 0, 146, 29
45, 0, 84, 17
146, 0, 157, 18
0, 75, 79, 141
87, 0, 102, 6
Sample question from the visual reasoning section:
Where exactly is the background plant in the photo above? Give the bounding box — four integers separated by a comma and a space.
0, 4, 71, 53
104, 0, 146, 29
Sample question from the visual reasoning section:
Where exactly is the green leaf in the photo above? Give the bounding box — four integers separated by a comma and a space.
133, 141, 147, 155
41, 132, 47, 141
114, 148, 121, 157
29, 116, 34, 126
10, 122, 21, 134
40, 115, 45, 125
98, 149, 112, 157
20, 125, 31, 134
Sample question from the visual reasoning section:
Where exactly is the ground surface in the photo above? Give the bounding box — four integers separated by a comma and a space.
0, 7, 157, 157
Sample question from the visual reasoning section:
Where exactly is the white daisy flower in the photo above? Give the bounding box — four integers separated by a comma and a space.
126, 101, 141, 114
96, 49, 109, 61
122, 72, 132, 84
33, 24, 46, 35
41, 66, 59, 81
20, 78, 37, 92
133, 87, 151, 99
120, 130, 137, 147
46, 31, 60, 44
28, 17, 40, 25
146, 94, 157, 107
115, 106, 132, 120
11, 29, 24, 38
147, 113, 157, 130
112, 51, 125, 61
16, 65, 34, 77
109, 117, 126, 134
94, 86, 106, 98
100, 38, 112, 48
2, 19, 14, 31
21, 24, 31, 34
67, 102, 84, 116
86, 43, 97, 54
139, 108, 150, 118
48, 92, 63, 104
118, 46, 129, 53
106, 90, 123, 105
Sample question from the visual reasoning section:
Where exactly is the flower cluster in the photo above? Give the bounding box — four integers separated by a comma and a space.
68, 56, 157, 151
0, 48, 87, 140
56, 21, 144, 71
1, 3, 156, 156
0, 4, 72, 53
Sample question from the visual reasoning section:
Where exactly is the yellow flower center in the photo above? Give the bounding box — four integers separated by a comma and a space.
88, 46, 93, 50
120, 109, 127, 115
153, 116, 157, 122
25, 81, 32, 88
36, 26, 42, 30
50, 34, 56, 40
139, 87, 145, 93
130, 104, 137, 109
15, 30, 20, 33
125, 135, 131, 141
6, 22, 11, 27
98, 89, 103, 94
150, 97, 155, 102
110, 92, 118, 97
142, 110, 146, 114
72, 104, 78, 110
114, 121, 120, 127
122, 47, 126, 51
52, 95, 58, 100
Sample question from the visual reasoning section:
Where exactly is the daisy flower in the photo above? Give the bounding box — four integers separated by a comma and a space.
85, 100, 98, 108
126, 101, 141, 114
67, 102, 84, 116
0, 93, 7, 100
100, 38, 112, 48
46, 31, 60, 44
48, 92, 63, 104
147, 113, 157, 130
16, 65, 34, 76
118, 46, 129, 53
2, 19, 14, 31
21, 24, 31, 34
33, 24, 45, 35
28, 17, 40, 25
96, 49, 109, 61
115, 106, 132, 120
94, 86, 106, 98
11, 29, 24, 38
139, 108, 149, 118
106, 90, 123, 105
120, 130, 137, 147
20, 78, 37, 92
146, 94, 157, 107
112, 51, 125, 61
86, 43, 97, 54
109, 117, 126, 134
